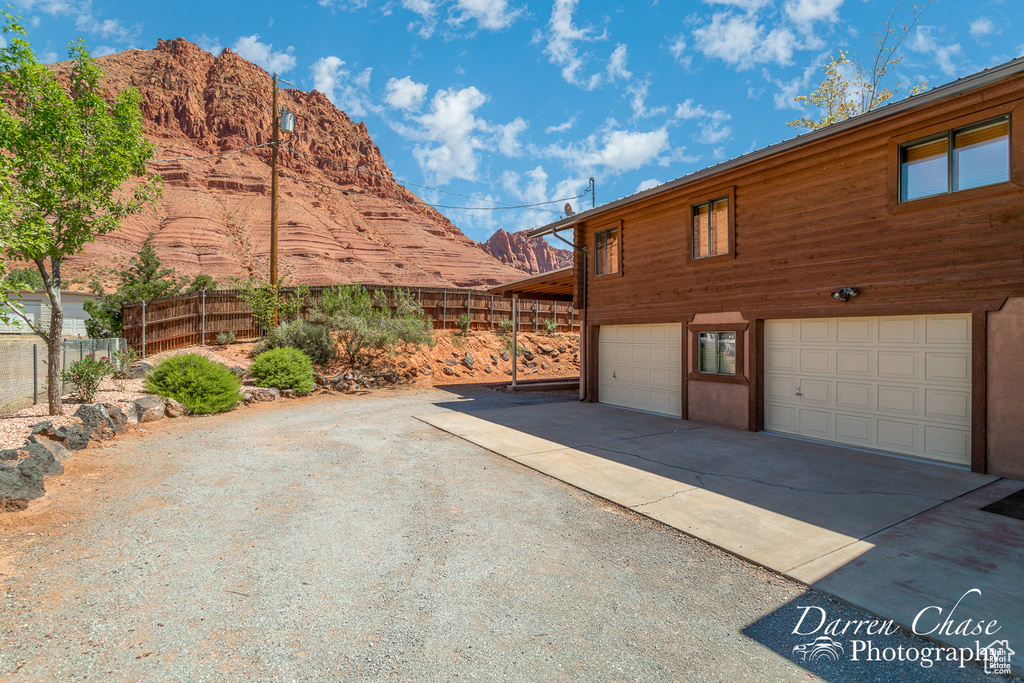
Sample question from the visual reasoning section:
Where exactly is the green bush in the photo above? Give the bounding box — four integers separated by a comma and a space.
252, 320, 337, 366
542, 318, 558, 335
497, 317, 513, 333
61, 354, 112, 403
455, 313, 473, 333
216, 330, 236, 346
143, 354, 243, 414
308, 285, 434, 367
249, 347, 315, 393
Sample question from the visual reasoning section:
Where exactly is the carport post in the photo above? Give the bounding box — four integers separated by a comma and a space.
512, 293, 518, 388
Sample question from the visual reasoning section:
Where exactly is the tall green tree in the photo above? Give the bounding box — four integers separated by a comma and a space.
0, 13, 161, 414
84, 233, 186, 338
788, 2, 931, 131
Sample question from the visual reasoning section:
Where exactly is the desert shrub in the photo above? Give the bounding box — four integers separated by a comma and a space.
111, 346, 140, 391
216, 330, 236, 346
143, 354, 242, 414
252, 320, 337, 366
497, 317, 513, 333
309, 285, 434, 367
232, 277, 309, 331
249, 347, 315, 393
542, 318, 558, 335
60, 354, 112, 403
455, 313, 473, 333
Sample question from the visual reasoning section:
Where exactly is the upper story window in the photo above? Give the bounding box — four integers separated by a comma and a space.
692, 197, 730, 259
595, 227, 619, 276
900, 117, 1010, 202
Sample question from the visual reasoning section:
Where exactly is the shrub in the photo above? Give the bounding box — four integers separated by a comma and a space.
249, 347, 315, 393
111, 346, 140, 391
143, 354, 243, 414
542, 319, 558, 335
497, 317, 513, 333
252, 321, 337, 366
216, 330, 236, 346
309, 285, 434, 367
455, 313, 473, 334
60, 354, 112, 403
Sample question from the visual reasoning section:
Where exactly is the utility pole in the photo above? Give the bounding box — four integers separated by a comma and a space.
270, 73, 280, 325
589, 176, 595, 209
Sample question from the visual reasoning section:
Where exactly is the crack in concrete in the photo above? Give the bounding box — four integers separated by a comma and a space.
592, 445, 943, 501
632, 489, 694, 508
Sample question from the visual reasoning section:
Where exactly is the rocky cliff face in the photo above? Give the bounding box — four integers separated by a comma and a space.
481, 229, 573, 275
54, 39, 525, 289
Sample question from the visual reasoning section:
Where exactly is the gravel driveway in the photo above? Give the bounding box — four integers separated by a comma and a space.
0, 385, 1003, 681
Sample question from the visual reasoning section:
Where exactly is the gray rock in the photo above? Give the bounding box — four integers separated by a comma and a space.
398, 361, 408, 368
490, 354, 499, 363
228, 366, 245, 377
126, 362, 152, 380
314, 373, 329, 387
19, 441, 64, 477
280, 389, 296, 399
420, 364, 433, 376
0, 460, 45, 512
30, 421, 54, 437
54, 424, 90, 451
343, 372, 354, 381
443, 366, 456, 376
500, 352, 510, 362
461, 353, 474, 369
124, 404, 139, 429
382, 370, 400, 384
165, 398, 186, 418
522, 350, 535, 361
133, 396, 167, 423
101, 403, 129, 434
444, 358, 457, 367
0, 448, 20, 461
247, 387, 280, 404
24, 436, 72, 465
484, 367, 493, 374
74, 404, 116, 441
538, 345, 553, 355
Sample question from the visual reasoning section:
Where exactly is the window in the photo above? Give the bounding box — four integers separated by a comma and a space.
698, 331, 737, 375
692, 197, 730, 259
595, 227, 619, 275
900, 117, 1010, 201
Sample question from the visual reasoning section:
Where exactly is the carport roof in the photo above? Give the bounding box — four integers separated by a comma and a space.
488, 266, 574, 302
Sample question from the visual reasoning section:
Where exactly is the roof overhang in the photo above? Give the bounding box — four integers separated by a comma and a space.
529, 55, 1024, 239
488, 266, 574, 301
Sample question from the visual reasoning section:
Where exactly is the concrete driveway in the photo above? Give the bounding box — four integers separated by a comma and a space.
419, 401, 1024, 674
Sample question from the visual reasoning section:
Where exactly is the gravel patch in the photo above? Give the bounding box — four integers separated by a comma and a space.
0, 387, 1003, 681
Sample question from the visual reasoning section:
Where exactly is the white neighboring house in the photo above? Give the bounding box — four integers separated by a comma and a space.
0, 290, 99, 337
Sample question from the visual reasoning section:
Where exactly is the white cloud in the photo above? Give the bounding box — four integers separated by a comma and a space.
772, 59, 821, 111
693, 13, 795, 69
384, 76, 429, 110
705, 0, 771, 10
910, 25, 966, 77
536, 0, 607, 90
669, 35, 691, 67
195, 34, 222, 55
544, 117, 576, 134
318, 0, 370, 8
628, 81, 667, 120
698, 120, 732, 145
969, 17, 994, 39
636, 178, 660, 192
93, 45, 117, 57
310, 56, 375, 116
493, 117, 528, 156
784, 0, 843, 25
606, 44, 631, 82
502, 166, 549, 204
451, 0, 524, 30
413, 86, 489, 183
544, 128, 671, 173
11, 0, 140, 43
0, 35, 6, 49
40, 50, 58, 63
675, 99, 708, 119
403, 0, 438, 38
232, 34, 297, 74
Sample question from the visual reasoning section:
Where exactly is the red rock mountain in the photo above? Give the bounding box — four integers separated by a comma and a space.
56, 39, 529, 289
481, 229, 573, 275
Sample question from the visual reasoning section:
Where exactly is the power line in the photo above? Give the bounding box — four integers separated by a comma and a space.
145, 142, 274, 164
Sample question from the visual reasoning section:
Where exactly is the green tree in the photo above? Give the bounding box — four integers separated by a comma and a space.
3, 266, 44, 291
185, 273, 218, 293
788, 2, 931, 131
0, 14, 161, 414
83, 233, 185, 338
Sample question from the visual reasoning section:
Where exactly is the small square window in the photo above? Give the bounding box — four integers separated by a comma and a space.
595, 227, 619, 275
692, 197, 730, 259
698, 331, 737, 375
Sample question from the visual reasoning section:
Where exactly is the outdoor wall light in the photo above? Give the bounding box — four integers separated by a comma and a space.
831, 287, 859, 302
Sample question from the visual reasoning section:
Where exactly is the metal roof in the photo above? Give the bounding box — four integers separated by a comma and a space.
487, 266, 574, 301
529, 55, 1024, 239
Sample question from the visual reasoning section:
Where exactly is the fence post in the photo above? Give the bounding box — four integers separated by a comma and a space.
141, 300, 147, 358
534, 300, 538, 331
570, 304, 574, 332
201, 290, 207, 346
466, 290, 471, 317
33, 344, 37, 405
442, 290, 447, 329
490, 295, 494, 330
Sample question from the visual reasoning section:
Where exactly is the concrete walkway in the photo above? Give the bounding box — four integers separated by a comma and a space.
417, 401, 1024, 673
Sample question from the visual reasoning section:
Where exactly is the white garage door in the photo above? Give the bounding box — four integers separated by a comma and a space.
599, 324, 682, 417
764, 315, 972, 465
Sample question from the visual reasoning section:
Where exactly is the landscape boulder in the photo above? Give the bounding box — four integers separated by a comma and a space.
443, 358, 457, 367
24, 436, 73, 465
245, 387, 280, 404
0, 461, 45, 512
500, 351, 510, 362
461, 353, 474, 370
165, 398, 187, 418
280, 389, 296, 399
18, 441, 65, 477
228, 366, 245, 378
53, 424, 91, 451
126, 362, 153, 380
420, 364, 432, 376
101, 403, 129, 434
74, 404, 117, 441
522, 350, 535, 361
443, 366, 456, 376
382, 370, 401, 384
133, 396, 167, 423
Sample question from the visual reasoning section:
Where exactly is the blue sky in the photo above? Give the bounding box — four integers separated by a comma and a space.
6, 0, 1024, 243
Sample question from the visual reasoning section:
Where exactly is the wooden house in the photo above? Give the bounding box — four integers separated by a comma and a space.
526, 57, 1024, 478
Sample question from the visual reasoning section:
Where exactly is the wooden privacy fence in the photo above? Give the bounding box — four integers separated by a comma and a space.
122, 284, 579, 357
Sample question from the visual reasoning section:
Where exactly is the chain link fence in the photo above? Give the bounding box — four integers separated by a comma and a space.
0, 337, 125, 417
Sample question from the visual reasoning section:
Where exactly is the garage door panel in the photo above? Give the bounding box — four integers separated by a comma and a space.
765, 314, 971, 466
877, 351, 919, 380
599, 324, 682, 418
